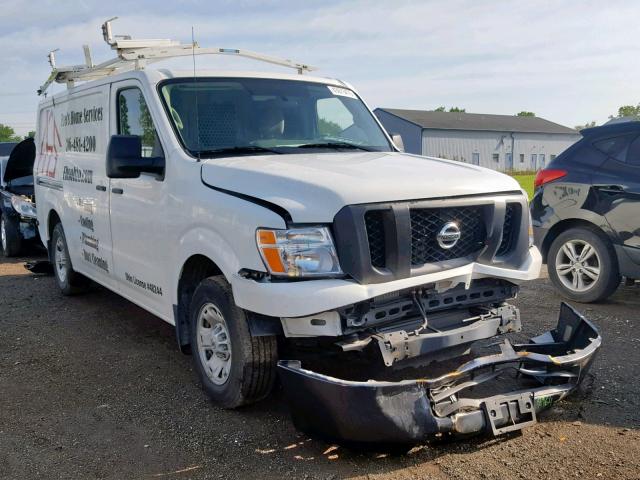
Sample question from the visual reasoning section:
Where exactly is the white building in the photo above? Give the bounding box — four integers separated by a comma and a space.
374, 108, 581, 171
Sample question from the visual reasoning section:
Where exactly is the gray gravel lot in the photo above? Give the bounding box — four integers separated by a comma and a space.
1, 255, 639, 479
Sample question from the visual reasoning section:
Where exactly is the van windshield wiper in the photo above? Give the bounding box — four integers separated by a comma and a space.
296, 142, 373, 151
199, 146, 283, 157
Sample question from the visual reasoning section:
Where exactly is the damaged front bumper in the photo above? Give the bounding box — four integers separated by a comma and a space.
278, 303, 600, 445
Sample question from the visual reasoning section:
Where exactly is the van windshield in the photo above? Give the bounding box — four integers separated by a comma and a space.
159, 78, 392, 157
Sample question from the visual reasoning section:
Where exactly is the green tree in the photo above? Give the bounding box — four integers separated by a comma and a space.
434, 106, 466, 113
138, 93, 156, 151
0, 124, 22, 142
318, 118, 343, 137
119, 95, 131, 135
610, 104, 640, 119
25, 131, 35, 139
516, 111, 536, 117
575, 121, 597, 131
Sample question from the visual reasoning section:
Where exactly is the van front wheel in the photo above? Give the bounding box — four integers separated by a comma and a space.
189, 276, 277, 409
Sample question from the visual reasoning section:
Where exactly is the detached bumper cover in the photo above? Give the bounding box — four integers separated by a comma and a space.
278, 303, 600, 445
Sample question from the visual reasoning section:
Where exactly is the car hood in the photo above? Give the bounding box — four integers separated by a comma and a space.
200, 152, 522, 222
3, 137, 35, 183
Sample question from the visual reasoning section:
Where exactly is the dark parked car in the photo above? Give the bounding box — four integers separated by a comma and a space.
531, 120, 640, 302
0, 138, 38, 257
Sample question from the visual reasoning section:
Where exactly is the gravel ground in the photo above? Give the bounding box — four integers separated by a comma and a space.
1, 253, 639, 480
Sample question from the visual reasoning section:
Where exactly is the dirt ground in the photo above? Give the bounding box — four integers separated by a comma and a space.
1, 253, 639, 480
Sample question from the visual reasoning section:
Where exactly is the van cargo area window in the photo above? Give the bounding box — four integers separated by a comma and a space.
158, 78, 393, 158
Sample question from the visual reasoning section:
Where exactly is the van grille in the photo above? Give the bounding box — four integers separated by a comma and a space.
409, 206, 486, 265
496, 203, 520, 256
333, 195, 528, 284
365, 211, 386, 268
365, 206, 488, 268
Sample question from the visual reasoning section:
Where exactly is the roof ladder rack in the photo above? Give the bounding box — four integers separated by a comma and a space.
38, 17, 316, 95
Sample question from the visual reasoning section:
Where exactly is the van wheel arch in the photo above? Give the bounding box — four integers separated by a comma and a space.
176, 255, 224, 354
47, 210, 62, 261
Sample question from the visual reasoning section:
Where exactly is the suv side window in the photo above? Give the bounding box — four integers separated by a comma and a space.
625, 135, 640, 166
593, 134, 633, 163
117, 88, 162, 158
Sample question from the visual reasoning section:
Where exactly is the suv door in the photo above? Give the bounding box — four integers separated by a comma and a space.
109, 81, 170, 318
593, 134, 640, 266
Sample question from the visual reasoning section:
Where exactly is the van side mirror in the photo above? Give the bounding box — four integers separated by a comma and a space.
391, 133, 405, 152
106, 135, 164, 178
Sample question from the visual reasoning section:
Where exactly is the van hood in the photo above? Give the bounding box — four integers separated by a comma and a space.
200, 152, 522, 223
3, 137, 35, 183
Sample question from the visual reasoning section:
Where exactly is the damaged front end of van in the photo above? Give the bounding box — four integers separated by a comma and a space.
278, 303, 600, 445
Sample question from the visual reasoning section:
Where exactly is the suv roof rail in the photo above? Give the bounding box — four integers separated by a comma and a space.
38, 17, 316, 96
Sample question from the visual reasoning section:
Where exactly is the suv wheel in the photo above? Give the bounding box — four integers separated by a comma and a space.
1, 214, 22, 257
189, 276, 277, 408
548, 227, 620, 303
51, 223, 90, 295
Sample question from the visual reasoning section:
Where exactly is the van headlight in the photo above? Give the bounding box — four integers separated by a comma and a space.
256, 227, 342, 278
11, 196, 37, 219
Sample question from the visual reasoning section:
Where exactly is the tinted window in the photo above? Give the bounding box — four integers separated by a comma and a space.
625, 136, 640, 166
159, 78, 392, 157
117, 88, 161, 158
593, 134, 633, 162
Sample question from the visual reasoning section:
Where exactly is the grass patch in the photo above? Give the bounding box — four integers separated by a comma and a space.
511, 173, 535, 200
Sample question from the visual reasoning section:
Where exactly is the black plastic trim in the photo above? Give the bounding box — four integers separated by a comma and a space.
334, 193, 529, 284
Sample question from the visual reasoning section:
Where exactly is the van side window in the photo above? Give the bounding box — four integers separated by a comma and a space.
117, 88, 162, 158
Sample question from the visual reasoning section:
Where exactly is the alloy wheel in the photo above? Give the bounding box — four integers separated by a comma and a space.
0, 218, 6, 253
554, 239, 601, 292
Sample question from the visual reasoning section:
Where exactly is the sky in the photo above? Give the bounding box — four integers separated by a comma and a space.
1, 0, 638, 136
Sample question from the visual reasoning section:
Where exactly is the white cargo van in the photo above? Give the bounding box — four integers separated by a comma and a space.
34, 20, 600, 445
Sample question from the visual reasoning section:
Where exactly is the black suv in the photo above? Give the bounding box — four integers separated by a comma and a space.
531, 120, 640, 302
0, 138, 37, 256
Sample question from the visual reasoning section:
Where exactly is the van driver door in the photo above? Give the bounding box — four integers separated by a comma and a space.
108, 80, 171, 320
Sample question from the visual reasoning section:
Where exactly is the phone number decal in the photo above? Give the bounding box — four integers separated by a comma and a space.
65, 136, 97, 153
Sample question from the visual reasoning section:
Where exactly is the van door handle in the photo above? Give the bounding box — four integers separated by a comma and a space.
96, 185, 107, 191
111, 187, 124, 194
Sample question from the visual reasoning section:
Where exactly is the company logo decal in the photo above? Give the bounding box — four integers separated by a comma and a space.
35, 109, 61, 178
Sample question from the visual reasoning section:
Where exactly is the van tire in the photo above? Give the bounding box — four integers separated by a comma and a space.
1, 214, 22, 257
189, 276, 277, 409
51, 223, 91, 295
547, 226, 620, 303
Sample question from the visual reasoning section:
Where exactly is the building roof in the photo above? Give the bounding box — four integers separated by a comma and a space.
376, 108, 579, 135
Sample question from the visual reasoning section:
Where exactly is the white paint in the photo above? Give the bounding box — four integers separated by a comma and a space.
422, 129, 580, 172
201, 151, 521, 223
35, 67, 540, 327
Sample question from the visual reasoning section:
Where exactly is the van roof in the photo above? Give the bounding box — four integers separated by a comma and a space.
38, 69, 349, 105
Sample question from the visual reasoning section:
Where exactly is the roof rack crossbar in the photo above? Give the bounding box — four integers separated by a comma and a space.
38, 18, 315, 95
